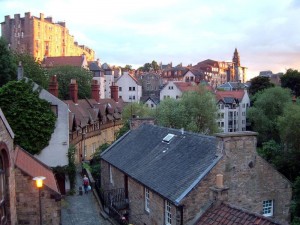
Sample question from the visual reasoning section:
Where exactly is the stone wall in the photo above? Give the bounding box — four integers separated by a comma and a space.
215, 132, 292, 224
0, 111, 17, 225
15, 168, 61, 225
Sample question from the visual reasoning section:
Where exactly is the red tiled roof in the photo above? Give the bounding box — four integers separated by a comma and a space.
215, 90, 245, 101
14, 146, 60, 194
43, 56, 84, 67
174, 82, 199, 93
196, 203, 282, 225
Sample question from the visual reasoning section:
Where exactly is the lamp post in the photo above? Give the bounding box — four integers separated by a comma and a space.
33, 176, 46, 225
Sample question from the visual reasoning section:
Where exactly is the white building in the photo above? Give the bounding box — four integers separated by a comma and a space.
116, 72, 142, 103
216, 89, 250, 132
160, 81, 198, 100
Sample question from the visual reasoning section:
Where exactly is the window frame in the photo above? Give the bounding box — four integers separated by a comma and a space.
145, 188, 150, 212
165, 200, 172, 225
262, 200, 273, 217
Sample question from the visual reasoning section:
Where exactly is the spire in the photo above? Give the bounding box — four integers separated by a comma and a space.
232, 48, 240, 67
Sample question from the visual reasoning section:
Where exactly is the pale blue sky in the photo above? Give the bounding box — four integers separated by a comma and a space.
1, 0, 300, 80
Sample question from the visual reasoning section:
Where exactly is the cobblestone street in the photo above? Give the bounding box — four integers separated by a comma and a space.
61, 166, 113, 225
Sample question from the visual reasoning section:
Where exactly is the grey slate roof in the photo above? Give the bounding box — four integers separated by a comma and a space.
101, 124, 220, 205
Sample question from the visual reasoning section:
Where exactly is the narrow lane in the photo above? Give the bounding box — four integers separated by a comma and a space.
61, 166, 112, 225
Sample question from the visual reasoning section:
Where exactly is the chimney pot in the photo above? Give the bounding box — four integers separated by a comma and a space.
69, 79, 78, 103
216, 174, 224, 188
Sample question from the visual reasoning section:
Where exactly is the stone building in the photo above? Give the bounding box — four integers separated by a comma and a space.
0, 108, 61, 225
1, 12, 94, 61
0, 108, 17, 224
100, 124, 291, 225
63, 79, 124, 163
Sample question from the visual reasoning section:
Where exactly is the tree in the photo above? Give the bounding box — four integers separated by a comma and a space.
156, 97, 186, 129
0, 37, 17, 87
248, 76, 274, 96
124, 65, 132, 71
0, 80, 56, 155
281, 69, 300, 97
14, 52, 49, 89
139, 60, 159, 72
247, 86, 292, 145
47, 65, 93, 100
156, 85, 219, 135
122, 102, 152, 122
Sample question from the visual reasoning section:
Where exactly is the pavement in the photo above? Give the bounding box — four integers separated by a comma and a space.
61, 165, 113, 225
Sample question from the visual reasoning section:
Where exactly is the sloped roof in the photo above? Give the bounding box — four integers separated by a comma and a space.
174, 82, 199, 93
218, 82, 248, 90
196, 203, 282, 225
88, 61, 104, 71
0, 108, 14, 139
216, 90, 245, 102
43, 56, 84, 67
101, 124, 220, 205
64, 98, 124, 130
14, 146, 60, 194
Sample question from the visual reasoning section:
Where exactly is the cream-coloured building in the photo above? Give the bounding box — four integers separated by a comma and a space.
1, 12, 94, 61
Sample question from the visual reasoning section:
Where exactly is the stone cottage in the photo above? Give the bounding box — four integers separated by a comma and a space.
100, 124, 291, 225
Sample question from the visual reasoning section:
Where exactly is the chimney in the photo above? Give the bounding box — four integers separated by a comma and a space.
48, 75, 59, 97
69, 79, 78, 104
210, 174, 229, 206
110, 82, 119, 102
17, 61, 23, 80
91, 79, 100, 102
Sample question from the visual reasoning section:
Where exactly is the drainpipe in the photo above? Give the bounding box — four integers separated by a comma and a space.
179, 205, 184, 225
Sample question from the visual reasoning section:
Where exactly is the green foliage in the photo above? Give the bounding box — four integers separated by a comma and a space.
156, 97, 186, 128
247, 86, 292, 145
14, 52, 49, 89
47, 65, 93, 100
248, 76, 274, 96
67, 145, 76, 192
156, 85, 219, 135
122, 102, 152, 122
0, 37, 17, 87
292, 176, 300, 221
0, 80, 56, 154
139, 60, 159, 72
90, 143, 111, 179
115, 121, 130, 140
281, 69, 300, 97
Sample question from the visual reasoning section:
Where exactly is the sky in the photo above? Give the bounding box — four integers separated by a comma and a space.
1, 0, 300, 81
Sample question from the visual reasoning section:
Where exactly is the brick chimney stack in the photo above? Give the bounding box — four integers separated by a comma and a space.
91, 79, 100, 102
110, 82, 119, 102
48, 75, 59, 97
69, 79, 78, 104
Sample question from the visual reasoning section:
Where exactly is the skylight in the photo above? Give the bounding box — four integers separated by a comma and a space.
163, 134, 175, 143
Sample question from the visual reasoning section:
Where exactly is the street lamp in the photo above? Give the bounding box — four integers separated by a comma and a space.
33, 176, 46, 225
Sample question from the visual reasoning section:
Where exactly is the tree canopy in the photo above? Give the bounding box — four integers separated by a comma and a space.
0, 37, 17, 87
156, 85, 219, 135
0, 80, 56, 155
139, 60, 160, 72
14, 52, 49, 89
47, 65, 93, 100
248, 76, 274, 96
281, 69, 300, 97
247, 86, 292, 145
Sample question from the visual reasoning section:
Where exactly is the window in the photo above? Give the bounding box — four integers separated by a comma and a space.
168, 86, 173, 90
0, 154, 7, 224
263, 200, 273, 216
109, 165, 113, 184
165, 201, 172, 225
145, 188, 150, 212
129, 87, 132, 91
151, 104, 154, 108
119, 87, 122, 91
133, 87, 136, 91
132, 96, 136, 100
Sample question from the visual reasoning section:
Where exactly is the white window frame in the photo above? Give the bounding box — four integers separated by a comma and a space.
263, 200, 273, 216
145, 188, 150, 212
165, 201, 172, 225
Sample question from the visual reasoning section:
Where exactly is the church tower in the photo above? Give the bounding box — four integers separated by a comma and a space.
232, 48, 240, 67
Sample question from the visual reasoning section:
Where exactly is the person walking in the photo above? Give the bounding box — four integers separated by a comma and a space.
83, 175, 89, 194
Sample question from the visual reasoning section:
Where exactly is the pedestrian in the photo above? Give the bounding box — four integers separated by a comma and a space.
83, 175, 89, 194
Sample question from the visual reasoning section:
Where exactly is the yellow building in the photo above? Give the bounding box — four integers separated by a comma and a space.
1, 12, 94, 61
